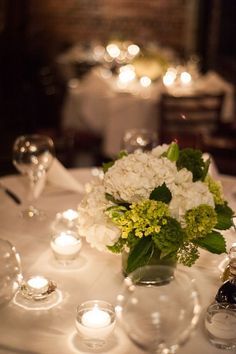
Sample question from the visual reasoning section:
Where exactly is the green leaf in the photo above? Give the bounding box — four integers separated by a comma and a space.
215, 203, 234, 230
117, 150, 128, 159
149, 183, 172, 203
194, 231, 226, 254
202, 158, 210, 181
105, 193, 130, 208
102, 161, 114, 173
166, 142, 179, 161
126, 237, 154, 274
176, 148, 205, 182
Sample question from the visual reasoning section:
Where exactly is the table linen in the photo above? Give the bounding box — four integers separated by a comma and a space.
0, 168, 235, 354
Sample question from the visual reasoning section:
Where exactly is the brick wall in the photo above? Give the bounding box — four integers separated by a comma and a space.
28, 0, 197, 59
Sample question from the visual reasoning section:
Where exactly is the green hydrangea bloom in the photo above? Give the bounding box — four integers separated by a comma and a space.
106, 199, 170, 239
204, 175, 224, 205
184, 204, 217, 239
177, 242, 200, 266
153, 217, 185, 258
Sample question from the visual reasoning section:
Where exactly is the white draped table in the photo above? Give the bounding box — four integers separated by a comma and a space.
62, 70, 235, 158
0, 168, 235, 354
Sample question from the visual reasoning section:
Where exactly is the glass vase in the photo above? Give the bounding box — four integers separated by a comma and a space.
121, 248, 177, 280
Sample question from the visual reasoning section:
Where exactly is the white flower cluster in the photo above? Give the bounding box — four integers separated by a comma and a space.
78, 145, 215, 251
78, 180, 120, 251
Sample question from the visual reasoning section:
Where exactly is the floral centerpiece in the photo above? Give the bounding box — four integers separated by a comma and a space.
78, 143, 234, 275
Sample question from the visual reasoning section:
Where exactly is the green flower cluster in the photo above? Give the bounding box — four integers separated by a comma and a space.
205, 175, 224, 205
184, 205, 217, 239
106, 200, 170, 239
104, 142, 234, 273
153, 217, 185, 258
177, 242, 199, 267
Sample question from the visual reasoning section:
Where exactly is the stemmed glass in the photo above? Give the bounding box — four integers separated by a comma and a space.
122, 128, 158, 154
116, 265, 201, 353
13, 134, 55, 219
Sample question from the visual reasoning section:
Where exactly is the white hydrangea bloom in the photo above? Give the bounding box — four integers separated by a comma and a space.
169, 180, 215, 222
78, 180, 120, 251
104, 150, 178, 203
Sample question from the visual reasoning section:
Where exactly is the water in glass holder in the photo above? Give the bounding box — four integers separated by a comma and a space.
116, 265, 201, 353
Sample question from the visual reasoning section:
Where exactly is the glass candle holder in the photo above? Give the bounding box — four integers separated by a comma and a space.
75, 300, 116, 349
20, 275, 57, 301
50, 231, 82, 264
53, 209, 79, 232
205, 302, 236, 350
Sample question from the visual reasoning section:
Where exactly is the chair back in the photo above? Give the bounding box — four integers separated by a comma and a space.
159, 92, 225, 148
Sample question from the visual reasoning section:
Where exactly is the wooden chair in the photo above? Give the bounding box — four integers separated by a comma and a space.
202, 121, 236, 175
159, 92, 225, 149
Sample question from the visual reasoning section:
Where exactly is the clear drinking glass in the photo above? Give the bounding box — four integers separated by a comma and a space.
122, 128, 158, 154
13, 134, 55, 219
0, 239, 22, 308
116, 265, 201, 353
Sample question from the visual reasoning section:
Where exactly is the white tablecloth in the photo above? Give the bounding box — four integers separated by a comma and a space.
61, 69, 235, 158
0, 168, 236, 354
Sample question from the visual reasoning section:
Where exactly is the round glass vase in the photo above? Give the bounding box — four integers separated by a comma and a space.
121, 248, 177, 281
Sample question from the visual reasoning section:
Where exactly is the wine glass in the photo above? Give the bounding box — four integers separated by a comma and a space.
13, 134, 55, 219
116, 265, 201, 353
122, 128, 158, 154
0, 239, 22, 308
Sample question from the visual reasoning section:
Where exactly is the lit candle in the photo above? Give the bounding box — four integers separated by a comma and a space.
75, 300, 116, 341
118, 65, 136, 86
106, 43, 120, 59
127, 44, 140, 57
50, 231, 81, 262
180, 71, 192, 86
163, 68, 177, 87
61, 209, 79, 222
27, 276, 49, 295
140, 76, 152, 87
52, 209, 79, 233
82, 305, 111, 328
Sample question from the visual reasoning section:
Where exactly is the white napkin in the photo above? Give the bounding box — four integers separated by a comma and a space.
47, 158, 84, 193
34, 158, 84, 198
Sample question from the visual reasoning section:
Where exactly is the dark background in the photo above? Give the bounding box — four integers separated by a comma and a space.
0, 0, 235, 176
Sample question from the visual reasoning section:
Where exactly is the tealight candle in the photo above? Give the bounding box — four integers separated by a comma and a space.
75, 300, 116, 347
53, 209, 79, 232
61, 209, 79, 222
82, 305, 111, 328
180, 71, 192, 86
26, 275, 49, 295
50, 231, 82, 263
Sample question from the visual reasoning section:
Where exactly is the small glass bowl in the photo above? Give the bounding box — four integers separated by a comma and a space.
205, 302, 236, 350
75, 300, 116, 349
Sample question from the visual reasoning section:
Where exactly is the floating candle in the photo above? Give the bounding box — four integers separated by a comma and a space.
75, 300, 116, 344
81, 305, 111, 328
61, 209, 79, 222
27, 276, 49, 295
50, 231, 81, 262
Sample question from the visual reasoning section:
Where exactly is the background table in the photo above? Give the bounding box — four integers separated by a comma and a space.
61, 69, 235, 158
0, 168, 235, 354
